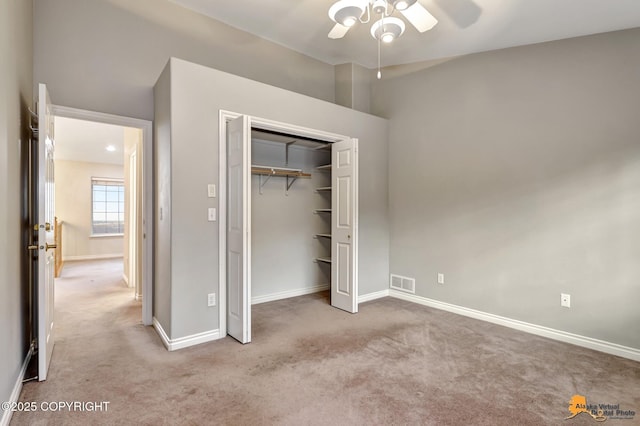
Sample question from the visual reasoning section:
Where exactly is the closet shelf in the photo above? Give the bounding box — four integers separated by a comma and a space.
315, 187, 331, 192
316, 164, 332, 171
315, 257, 332, 264
251, 165, 311, 178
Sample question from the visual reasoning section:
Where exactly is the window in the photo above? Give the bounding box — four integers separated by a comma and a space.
92, 178, 124, 235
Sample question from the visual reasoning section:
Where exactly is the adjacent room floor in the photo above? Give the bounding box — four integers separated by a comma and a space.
12, 259, 640, 425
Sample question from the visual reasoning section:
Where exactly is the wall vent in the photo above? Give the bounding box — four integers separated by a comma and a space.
390, 274, 415, 294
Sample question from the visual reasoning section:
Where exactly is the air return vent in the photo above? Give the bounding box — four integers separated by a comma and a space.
390, 274, 415, 294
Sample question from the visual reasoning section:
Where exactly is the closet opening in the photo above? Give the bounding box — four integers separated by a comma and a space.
220, 112, 359, 345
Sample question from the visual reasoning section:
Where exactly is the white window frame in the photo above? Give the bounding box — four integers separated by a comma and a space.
91, 177, 125, 237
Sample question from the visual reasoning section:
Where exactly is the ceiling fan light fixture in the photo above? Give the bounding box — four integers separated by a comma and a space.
328, 0, 366, 27
391, 0, 417, 11
371, 0, 388, 14
370, 17, 405, 42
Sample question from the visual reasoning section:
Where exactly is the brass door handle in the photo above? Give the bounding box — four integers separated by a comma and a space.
27, 243, 56, 251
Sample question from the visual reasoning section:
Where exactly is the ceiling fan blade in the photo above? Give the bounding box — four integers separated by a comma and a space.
400, 2, 438, 32
328, 23, 350, 39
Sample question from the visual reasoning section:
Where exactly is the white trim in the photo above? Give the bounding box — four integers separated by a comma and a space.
122, 273, 129, 286
153, 318, 221, 351
63, 254, 123, 261
252, 284, 330, 305
89, 234, 124, 238
251, 115, 347, 144
358, 289, 390, 304
91, 177, 124, 183
1, 347, 33, 426
218, 110, 352, 338
53, 105, 153, 326
389, 290, 640, 362
218, 110, 228, 343
153, 317, 171, 349
52, 105, 151, 129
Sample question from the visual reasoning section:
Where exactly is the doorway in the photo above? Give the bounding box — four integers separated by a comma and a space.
53, 117, 141, 298
52, 106, 153, 326
219, 111, 359, 344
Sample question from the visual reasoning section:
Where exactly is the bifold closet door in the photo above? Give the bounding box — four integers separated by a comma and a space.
227, 115, 251, 344
331, 138, 359, 313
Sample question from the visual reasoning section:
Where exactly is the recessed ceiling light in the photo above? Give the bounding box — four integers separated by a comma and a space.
106, 145, 116, 152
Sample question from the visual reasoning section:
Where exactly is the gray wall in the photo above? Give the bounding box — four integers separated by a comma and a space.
334, 63, 372, 114
372, 28, 640, 349
156, 58, 389, 339
153, 65, 172, 335
33, 0, 336, 121
0, 0, 33, 416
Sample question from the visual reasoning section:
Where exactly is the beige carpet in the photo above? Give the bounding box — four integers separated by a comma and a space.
12, 259, 640, 425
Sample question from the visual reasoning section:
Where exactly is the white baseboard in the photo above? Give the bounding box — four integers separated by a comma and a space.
1, 347, 33, 426
359, 289, 390, 303
152, 317, 221, 351
252, 284, 329, 305
63, 254, 123, 262
389, 290, 640, 362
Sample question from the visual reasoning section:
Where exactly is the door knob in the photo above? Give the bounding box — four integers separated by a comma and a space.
46, 243, 57, 250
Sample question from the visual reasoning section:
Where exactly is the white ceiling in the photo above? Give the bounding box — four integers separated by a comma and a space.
170, 0, 640, 68
55, 117, 125, 166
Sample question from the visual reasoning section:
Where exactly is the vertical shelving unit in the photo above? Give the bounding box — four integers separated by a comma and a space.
314, 163, 332, 265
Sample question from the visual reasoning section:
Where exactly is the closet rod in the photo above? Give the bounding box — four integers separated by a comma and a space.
252, 164, 303, 173
251, 165, 311, 195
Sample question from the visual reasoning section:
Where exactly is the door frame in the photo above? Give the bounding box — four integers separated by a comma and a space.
52, 105, 154, 326
218, 110, 352, 336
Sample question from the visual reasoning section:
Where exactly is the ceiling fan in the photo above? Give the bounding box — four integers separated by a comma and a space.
328, 0, 438, 78
328, 0, 438, 41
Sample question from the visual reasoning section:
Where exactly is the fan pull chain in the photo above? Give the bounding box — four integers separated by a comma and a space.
377, 32, 382, 79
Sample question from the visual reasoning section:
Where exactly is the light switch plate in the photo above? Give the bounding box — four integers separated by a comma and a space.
208, 208, 216, 222
207, 184, 216, 198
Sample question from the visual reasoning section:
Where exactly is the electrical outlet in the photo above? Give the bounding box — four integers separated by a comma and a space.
561, 293, 570, 308
437, 273, 445, 284
208, 293, 216, 307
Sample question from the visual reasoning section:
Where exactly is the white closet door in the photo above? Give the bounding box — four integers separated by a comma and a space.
331, 138, 358, 313
227, 115, 251, 343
